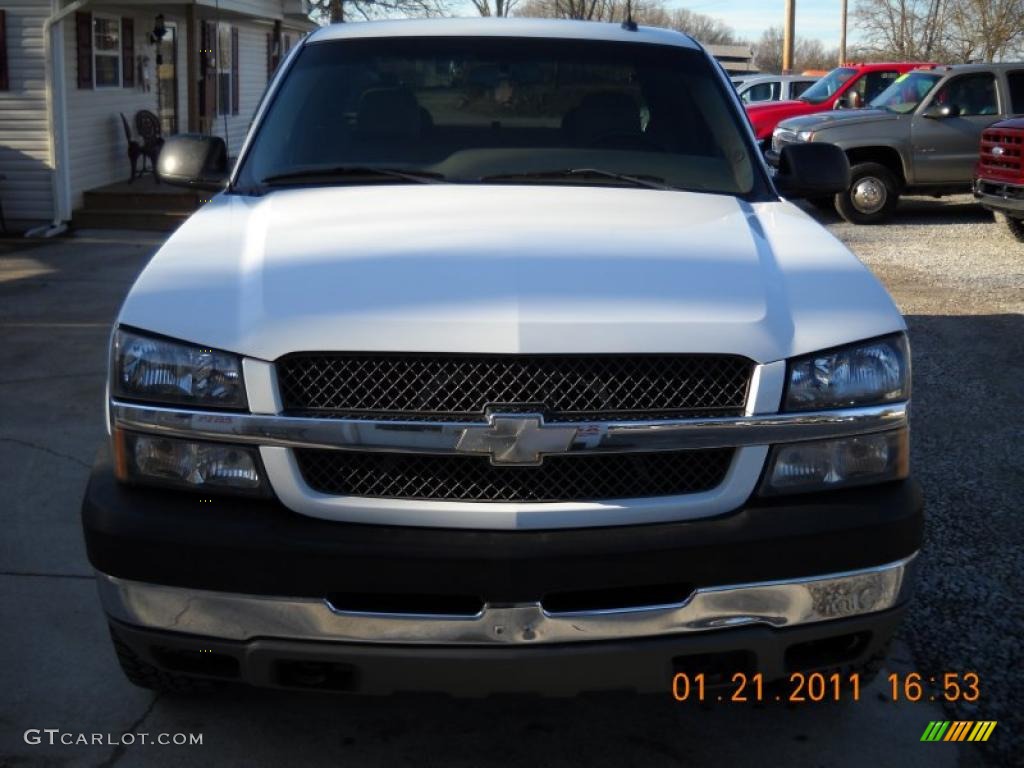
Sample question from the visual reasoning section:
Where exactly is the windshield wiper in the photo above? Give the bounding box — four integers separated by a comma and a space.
259, 166, 445, 188
479, 168, 672, 191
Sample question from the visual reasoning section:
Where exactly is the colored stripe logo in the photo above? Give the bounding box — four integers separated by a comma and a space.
921, 721, 997, 742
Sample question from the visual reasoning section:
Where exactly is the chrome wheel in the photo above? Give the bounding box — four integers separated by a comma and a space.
851, 176, 887, 214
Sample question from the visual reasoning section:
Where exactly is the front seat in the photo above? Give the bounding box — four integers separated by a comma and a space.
563, 91, 642, 147
354, 87, 423, 142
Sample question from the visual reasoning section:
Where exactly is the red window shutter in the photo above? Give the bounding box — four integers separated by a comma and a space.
76, 12, 93, 89
0, 11, 9, 91
231, 27, 239, 115
121, 17, 134, 87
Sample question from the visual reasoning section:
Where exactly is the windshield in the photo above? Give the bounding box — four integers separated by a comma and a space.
798, 67, 856, 104
869, 71, 942, 113
234, 36, 756, 197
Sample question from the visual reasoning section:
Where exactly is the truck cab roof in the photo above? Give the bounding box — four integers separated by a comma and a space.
308, 17, 701, 49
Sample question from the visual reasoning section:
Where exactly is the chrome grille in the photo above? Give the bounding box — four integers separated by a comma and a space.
980, 128, 1023, 181
294, 448, 734, 502
277, 353, 752, 422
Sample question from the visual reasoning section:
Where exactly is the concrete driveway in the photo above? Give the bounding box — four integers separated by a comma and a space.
0, 220, 1002, 768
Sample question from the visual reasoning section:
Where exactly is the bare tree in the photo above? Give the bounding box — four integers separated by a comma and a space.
947, 0, 1024, 61
855, 0, 1024, 62
795, 39, 841, 70
854, 0, 949, 60
470, 0, 521, 16
514, 0, 738, 44
754, 26, 785, 73
754, 26, 840, 73
667, 8, 738, 45
310, 0, 452, 23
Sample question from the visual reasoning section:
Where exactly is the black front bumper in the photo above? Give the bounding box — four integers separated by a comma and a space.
82, 449, 923, 603
975, 179, 1024, 215
109, 608, 905, 696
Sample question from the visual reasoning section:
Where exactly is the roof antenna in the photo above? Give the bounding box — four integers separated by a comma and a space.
621, 0, 638, 31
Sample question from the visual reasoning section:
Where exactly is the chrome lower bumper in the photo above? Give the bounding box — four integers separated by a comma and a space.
97, 555, 916, 646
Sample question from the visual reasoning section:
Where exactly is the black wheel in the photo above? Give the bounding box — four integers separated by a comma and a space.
996, 212, 1024, 243
808, 196, 836, 213
110, 626, 211, 694
835, 162, 900, 225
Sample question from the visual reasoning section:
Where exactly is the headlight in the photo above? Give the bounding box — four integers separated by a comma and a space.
785, 334, 910, 411
114, 431, 268, 495
113, 328, 246, 408
796, 130, 815, 142
760, 429, 909, 495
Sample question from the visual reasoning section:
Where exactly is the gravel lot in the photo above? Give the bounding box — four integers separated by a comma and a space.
818, 194, 1024, 767
0, 194, 1019, 767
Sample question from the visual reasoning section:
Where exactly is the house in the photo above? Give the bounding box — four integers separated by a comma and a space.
0, 1, 316, 234
706, 44, 757, 76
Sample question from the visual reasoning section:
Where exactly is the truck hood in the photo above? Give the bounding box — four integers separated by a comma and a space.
778, 109, 901, 132
118, 185, 904, 364
745, 100, 825, 137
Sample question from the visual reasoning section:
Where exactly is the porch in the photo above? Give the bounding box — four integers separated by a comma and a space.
50, 1, 312, 229
72, 176, 206, 232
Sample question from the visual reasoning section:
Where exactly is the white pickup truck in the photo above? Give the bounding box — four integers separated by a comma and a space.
82, 18, 921, 696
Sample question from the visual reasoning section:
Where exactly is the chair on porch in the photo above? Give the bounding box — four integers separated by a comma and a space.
119, 111, 165, 183
119, 113, 144, 183
134, 110, 165, 184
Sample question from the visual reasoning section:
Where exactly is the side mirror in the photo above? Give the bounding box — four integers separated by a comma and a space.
835, 95, 850, 110
922, 103, 960, 119
774, 143, 851, 198
156, 134, 229, 191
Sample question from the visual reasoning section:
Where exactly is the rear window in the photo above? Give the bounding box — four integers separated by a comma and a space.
742, 81, 779, 103
1009, 71, 1024, 115
790, 80, 815, 98
798, 67, 856, 104
235, 36, 758, 197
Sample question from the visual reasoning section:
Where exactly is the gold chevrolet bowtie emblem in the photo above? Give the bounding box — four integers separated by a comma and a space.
456, 415, 578, 466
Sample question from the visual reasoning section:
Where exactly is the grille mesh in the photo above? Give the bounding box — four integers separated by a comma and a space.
277, 354, 752, 421
295, 449, 734, 502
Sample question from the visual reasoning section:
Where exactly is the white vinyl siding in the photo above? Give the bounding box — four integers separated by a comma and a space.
0, 1, 54, 226
0, 2, 312, 224
208, 21, 269, 158
63, 7, 176, 209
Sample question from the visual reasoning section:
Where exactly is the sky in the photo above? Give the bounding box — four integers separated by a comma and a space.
442, 1, 865, 47
666, 0, 862, 46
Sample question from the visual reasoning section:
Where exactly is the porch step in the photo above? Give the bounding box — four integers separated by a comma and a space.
71, 208, 193, 232
81, 188, 201, 213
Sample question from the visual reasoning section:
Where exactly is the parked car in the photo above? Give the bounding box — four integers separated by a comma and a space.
772, 63, 1024, 223
746, 62, 932, 150
975, 117, 1024, 242
734, 74, 820, 105
82, 18, 921, 697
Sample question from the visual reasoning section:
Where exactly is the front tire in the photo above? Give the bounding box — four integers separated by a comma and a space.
996, 212, 1024, 243
808, 196, 837, 213
835, 162, 900, 225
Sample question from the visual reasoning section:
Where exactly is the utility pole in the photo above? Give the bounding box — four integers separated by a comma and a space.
782, 0, 796, 74
839, 0, 848, 65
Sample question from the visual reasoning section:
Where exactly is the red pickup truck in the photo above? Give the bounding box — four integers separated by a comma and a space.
975, 118, 1024, 242
746, 62, 933, 149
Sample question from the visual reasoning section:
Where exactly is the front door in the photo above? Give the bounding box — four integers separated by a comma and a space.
156, 22, 178, 135
912, 73, 1001, 184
